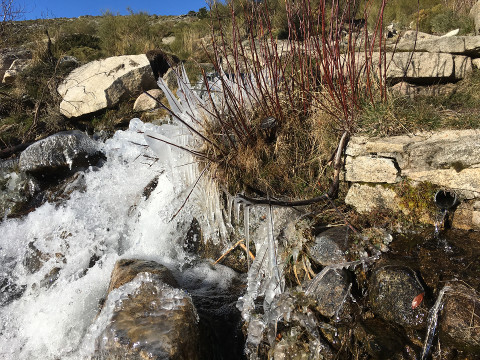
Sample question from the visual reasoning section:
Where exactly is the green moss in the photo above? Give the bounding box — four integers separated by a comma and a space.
395, 180, 439, 222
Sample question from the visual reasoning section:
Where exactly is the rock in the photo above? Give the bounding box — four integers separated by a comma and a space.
0, 48, 31, 80
452, 201, 480, 230
345, 184, 399, 214
353, 318, 413, 359
133, 88, 163, 112
312, 268, 351, 318
58, 55, 79, 69
439, 283, 480, 353
146, 49, 179, 80
58, 55, 156, 118
386, 52, 472, 82
405, 130, 480, 172
471, 1, 480, 35
345, 130, 480, 200
2, 58, 31, 84
23, 242, 49, 274
184, 217, 202, 254
344, 156, 398, 183
19, 130, 104, 177
441, 29, 460, 38
97, 273, 200, 360
0, 169, 40, 218
473, 58, 480, 69
395, 36, 480, 57
162, 36, 176, 45
272, 332, 334, 360
306, 227, 349, 266
0, 275, 25, 306
106, 259, 178, 294
391, 81, 457, 98
400, 30, 439, 42
404, 168, 480, 199
369, 265, 427, 328
163, 67, 178, 89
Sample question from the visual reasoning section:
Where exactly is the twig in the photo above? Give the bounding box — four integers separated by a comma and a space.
213, 239, 245, 265
239, 242, 255, 261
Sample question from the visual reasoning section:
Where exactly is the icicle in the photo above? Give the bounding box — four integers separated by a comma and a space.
244, 205, 250, 270
421, 285, 452, 360
234, 200, 241, 225
157, 77, 183, 115
227, 193, 234, 226
264, 204, 283, 306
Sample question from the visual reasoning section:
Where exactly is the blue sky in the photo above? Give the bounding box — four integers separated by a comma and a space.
23, 0, 211, 20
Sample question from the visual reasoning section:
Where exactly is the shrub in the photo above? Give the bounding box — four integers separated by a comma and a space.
98, 9, 165, 56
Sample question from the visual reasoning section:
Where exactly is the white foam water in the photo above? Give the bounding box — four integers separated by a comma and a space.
0, 119, 234, 359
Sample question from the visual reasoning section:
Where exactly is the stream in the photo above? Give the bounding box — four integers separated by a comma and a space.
0, 119, 245, 359
1, 117, 480, 359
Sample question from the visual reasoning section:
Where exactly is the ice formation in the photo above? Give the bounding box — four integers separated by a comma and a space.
0, 117, 234, 359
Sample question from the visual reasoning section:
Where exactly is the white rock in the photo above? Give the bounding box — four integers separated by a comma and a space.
58, 55, 156, 118
133, 89, 163, 112
345, 184, 399, 213
471, 0, 480, 35
441, 29, 460, 38
345, 156, 398, 183
2, 58, 31, 84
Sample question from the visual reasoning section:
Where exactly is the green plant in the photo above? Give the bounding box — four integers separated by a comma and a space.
191, 0, 389, 202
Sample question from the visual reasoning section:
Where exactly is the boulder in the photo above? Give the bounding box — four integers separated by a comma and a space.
399, 30, 439, 42
133, 88, 163, 112
146, 49, 179, 80
439, 283, 480, 353
452, 201, 480, 230
58, 55, 156, 118
344, 156, 398, 183
345, 184, 399, 214
106, 258, 178, 293
471, 1, 480, 35
312, 268, 351, 318
0, 48, 31, 80
344, 130, 480, 199
385, 52, 472, 82
473, 58, 480, 69
369, 265, 427, 328
394, 36, 480, 57
97, 269, 200, 360
306, 226, 349, 266
19, 130, 103, 176
2, 58, 31, 84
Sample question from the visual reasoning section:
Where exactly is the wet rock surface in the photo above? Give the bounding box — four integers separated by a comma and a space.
97, 274, 200, 360
306, 226, 349, 266
312, 269, 351, 318
0, 168, 39, 218
107, 259, 178, 294
368, 265, 427, 328
439, 283, 480, 353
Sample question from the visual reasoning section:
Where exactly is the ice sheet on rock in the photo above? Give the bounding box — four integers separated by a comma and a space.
77, 272, 196, 359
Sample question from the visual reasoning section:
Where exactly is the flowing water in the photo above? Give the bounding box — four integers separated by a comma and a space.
0, 119, 244, 359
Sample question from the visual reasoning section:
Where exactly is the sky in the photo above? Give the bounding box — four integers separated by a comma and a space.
22, 0, 211, 20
